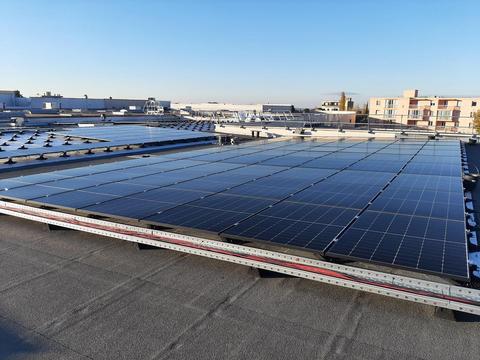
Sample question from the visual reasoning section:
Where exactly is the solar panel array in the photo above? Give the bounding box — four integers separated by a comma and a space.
0, 126, 216, 172
0, 130, 90, 159
0, 137, 468, 280
56, 125, 213, 143
156, 120, 215, 132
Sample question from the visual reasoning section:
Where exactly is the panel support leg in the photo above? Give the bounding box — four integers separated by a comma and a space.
252, 268, 296, 279
434, 307, 456, 321
136, 242, 162, 250
46, 223, 72, 231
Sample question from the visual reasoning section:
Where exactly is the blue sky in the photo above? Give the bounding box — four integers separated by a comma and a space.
1, 0, 478, 107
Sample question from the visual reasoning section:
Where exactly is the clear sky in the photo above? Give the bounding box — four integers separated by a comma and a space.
1, 0, 478, 107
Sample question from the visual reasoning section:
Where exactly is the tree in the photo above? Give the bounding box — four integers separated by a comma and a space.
473, 110, 480, 134
339, 92, 346, 111
364, 102, 369, 115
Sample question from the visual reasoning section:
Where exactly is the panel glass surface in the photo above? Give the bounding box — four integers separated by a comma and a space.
326, 210, 468, 279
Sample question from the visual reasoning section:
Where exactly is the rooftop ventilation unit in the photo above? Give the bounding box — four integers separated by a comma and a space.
143, 99, 164, 115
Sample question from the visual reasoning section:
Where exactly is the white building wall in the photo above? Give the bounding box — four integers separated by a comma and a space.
171, 103, 263, 113
171, 103, 294, 113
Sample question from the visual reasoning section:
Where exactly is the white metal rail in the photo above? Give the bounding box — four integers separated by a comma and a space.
1, 200, 479, 315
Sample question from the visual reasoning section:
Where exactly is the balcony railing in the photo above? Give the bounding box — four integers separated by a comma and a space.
365, 114, 475, 134
209, 112, 477, 136
409, 105, 431, 110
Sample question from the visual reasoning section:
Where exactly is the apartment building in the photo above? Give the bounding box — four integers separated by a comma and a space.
369, 89, 480, 132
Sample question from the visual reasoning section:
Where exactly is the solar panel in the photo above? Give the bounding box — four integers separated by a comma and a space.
128, 188, 210, 204
32, 191, 118, 209
326, 211, 468, 279
289, 188, 374, 209
83, 182, 155, 196
224, 183, 299, 200
222, 213, 345, 251
0, 178, 33, 190
368, 186, 465, 221
0, 137, 469, 280
83, 197, 178, 219
144, 206, 250, 232
171, 179, 235, 192
301, 158, 358, 169
349, 160, 406, 173
387, 174, 463, 193
403, 162, 461, 177
1, 184, 71, 200
41, 177, 103, 189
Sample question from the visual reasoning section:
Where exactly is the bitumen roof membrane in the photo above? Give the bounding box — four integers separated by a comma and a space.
0, 214, 479, 360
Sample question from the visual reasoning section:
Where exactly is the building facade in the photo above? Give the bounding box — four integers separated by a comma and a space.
369, 89, 480, 132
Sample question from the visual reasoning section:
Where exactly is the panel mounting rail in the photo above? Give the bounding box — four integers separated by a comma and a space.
1, 200, 479, 315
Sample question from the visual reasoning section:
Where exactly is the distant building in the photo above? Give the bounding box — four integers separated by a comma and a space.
0, 90, 17, 109
0, 90, 170, 113
261, 104, 294, 113
0, 90, 30, 110
317, 98, 354, 112
171, 102, 295, 114
369, 89, 480, 131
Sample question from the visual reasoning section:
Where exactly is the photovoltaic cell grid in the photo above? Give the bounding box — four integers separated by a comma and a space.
0, 137, 469, 280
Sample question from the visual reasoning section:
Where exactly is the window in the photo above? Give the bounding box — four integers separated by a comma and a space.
385, 99, 396, 108
437, 110, 452, 120
409, 110, 420, 119
376, 100, 380, 106
384, 109, 396, 119
473, 101, 478, 107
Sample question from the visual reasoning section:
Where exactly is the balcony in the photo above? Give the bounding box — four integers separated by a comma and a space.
409, 104, 431, 110
416, 120, 430, 126
437, 105, 460, 110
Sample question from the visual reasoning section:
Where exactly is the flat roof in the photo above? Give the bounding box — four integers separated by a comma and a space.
0, 214, 478, 359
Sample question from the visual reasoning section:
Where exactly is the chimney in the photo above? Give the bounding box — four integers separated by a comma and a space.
403, 89, 419, 98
